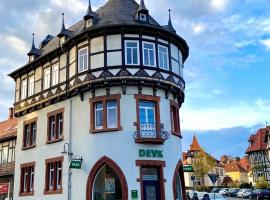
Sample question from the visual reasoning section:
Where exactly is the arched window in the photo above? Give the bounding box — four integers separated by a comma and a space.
173, 160, 186, 200
86, 156, 128, 200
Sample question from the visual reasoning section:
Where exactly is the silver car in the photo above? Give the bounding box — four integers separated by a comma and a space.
237, 189, 253, 198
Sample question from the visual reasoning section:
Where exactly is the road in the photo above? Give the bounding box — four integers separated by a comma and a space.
227, 198, 250, 200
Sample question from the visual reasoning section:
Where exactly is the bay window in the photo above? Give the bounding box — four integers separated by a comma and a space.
158, 45, 169, 70
143, 42, 156, 67
78, 47, 88, 73
47, 108, 64, 143
21, 79, 27, 100
125, 41, 139, 65
45, 157, 63, 195
171, 44, 182, 76
44, 67, 51, 90
52, 64, 59, 86
23, 118, 37, 149
28, 76, 35, 96
20, 162, 35, 196
90, 95, 121, 133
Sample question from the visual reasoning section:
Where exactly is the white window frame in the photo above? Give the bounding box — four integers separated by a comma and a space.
107, 101, 117, 128
139, 101, 156, 124
44, 68, 51, 90
140, 13, 147, 21
50, 116, 56, 140
158, 45, 169, 70
49, 164, 54, 190
125, 40, 140, 65
30, 167, 34, 192
21, 79, 27, 100
58, 113, 63, 138
142, 41, 156, 67
56, 162, 62, 190
52, 64, 59, 86
23, 170, 28, 192
28, 76, 35, 96
78, 47, 89, 73
95, 102, 103, 130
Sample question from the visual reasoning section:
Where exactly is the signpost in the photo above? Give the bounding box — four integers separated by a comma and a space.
191, 175, 195, 200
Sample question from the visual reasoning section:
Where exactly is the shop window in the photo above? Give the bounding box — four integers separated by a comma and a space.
23, 118, 37, 150
28, 76, 35, 96
143, 42, 156, 67
125, 41, 139, 65
170, 101, 180, 137
44, 157, 63, 195
52, 64, 59, 86
89, 95, 121, 133
19, 162, 35, 196
158, 45, 169, 70
78, 47, 89, 73
47, 108, 64, 143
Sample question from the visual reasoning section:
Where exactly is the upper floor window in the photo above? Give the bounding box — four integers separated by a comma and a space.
20, 162, 35, 196
47, 108, 64, 143
0, 140, 16, 164
125, 41, 139, 65
139, 101, 155, 124
52, 64, 59, 86
21, 79, 27, 100
158, 45, 169, 70
143, 42, 156, 67
45, 157, 63, 195
23, 118, 37, 149
28, 76, 35, 96
140, 13, 147, 21
170, 101, 180, 137
90, 95, 121, 133
78, 47, 88, 73
171, 44, 182, 76
44, 68, 51, 90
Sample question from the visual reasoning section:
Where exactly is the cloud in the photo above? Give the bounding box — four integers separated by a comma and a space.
260, 39, 270, 49
192, 23, 207, 34
210, 0, 228, 11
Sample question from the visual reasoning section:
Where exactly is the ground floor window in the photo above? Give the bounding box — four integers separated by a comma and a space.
19, 162, 35, 196
93, 165, 122, 200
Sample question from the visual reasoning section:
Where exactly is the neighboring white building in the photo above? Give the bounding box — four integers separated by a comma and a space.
9, 0, 189, 200
183, 136, 225, 188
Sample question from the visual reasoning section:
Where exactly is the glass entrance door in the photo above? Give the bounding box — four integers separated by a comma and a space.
142, 167, 161, 200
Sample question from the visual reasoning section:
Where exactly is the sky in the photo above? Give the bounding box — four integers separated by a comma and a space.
0, 0, 270, 159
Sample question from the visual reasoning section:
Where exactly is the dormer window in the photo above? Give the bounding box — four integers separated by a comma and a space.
59, 37, 65, 45
29, 55, 34, 62
86, 19, 93, 28
140, 13, 147, 21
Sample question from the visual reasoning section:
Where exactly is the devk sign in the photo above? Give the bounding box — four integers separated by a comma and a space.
0, 183, 9, 195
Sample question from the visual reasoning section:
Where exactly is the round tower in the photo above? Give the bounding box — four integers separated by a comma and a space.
9, 0, 189, 199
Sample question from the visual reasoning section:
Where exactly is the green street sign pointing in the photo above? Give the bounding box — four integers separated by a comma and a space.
69, 160, 82, 169
183, 165, 194, 172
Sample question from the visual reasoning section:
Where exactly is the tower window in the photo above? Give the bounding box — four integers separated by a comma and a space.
125, 41, 139, 65
158, 45, 169, 70
78, 47, 89, 73
140, 13, 147, 21
170, 101, 180, 137
143, 42, 156, 67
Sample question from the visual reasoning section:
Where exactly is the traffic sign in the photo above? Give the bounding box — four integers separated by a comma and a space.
208, 174, 219, 184
183, 165, 194, 172
69, 160, 82, 169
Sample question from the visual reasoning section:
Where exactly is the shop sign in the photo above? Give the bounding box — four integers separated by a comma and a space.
69, 160, 82, 169
183, 165, 194, 172
139, 149, 163, 158
131, 190, 138, 199
0, 183, 9, 195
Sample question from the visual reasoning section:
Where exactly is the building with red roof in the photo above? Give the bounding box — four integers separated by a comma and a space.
246, 126, 270, 183
0, 108, 17, 199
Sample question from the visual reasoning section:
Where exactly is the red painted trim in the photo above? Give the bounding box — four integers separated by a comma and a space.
173, 160, 186, 200
86, 156, 128, 200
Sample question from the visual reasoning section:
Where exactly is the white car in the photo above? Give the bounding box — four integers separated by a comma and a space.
237, 189, 253, 198
219, 188, 229, 196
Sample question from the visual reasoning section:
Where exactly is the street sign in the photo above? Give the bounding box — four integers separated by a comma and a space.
69, 160, 82, 169
183, 165, 194, 172
131, 190, 138, 200
208, 174, 219, 184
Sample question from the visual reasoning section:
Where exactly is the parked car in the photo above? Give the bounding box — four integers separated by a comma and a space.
211, 188, 221, 193
249, 189, 270, 200
208, 193, 227, 200
219, 188, 229, 196
227, 188, 240, 197
237, 189, 253, 198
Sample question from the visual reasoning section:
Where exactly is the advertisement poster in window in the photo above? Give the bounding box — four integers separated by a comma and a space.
105, 177, 115, 194
0, 183, 9, 195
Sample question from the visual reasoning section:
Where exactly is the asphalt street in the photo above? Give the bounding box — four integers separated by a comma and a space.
227, 198, 250, 200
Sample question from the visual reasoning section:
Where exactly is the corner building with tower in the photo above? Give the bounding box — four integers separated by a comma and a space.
9, 0, 189, 199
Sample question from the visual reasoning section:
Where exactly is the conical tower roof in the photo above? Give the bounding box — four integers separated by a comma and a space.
190, 135, 202, 151
84, 0, 98, 20
27, 33, 40, 56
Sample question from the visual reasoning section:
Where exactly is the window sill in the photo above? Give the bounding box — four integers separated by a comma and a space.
44, 188, 63, 195
22, 144, 36, 150
90, 127, 123, 134
19, 191, 34, 196
46, 138, 63, 144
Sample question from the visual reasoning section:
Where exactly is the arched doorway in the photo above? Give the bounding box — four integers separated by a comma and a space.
86, 156, 128, 200
173, 160, 186, 200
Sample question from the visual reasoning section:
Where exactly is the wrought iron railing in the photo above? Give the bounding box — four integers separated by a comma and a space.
134, 122, 170, 141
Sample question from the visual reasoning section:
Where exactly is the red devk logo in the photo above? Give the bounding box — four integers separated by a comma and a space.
0, 183, 9, 194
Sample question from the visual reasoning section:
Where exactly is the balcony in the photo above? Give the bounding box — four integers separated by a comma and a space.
0, 162, 15, 176
134, 122, 170, 144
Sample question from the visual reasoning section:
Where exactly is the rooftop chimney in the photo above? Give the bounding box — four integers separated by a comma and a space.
8, 107, 14, 120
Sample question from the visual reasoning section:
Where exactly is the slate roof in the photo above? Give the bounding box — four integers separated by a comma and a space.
246, 127, 269, 153
0, 118, 17, 142
224, 160, 248, 173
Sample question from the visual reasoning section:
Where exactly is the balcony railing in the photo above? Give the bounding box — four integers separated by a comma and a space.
0, 162, 15, 176
134, 122, 170, 144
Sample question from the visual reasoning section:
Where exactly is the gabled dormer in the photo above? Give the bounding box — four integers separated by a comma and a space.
58, 13, 71, 45
27, 33, 41, 62
84, 0, 98, 28
136, 0, 149, 23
